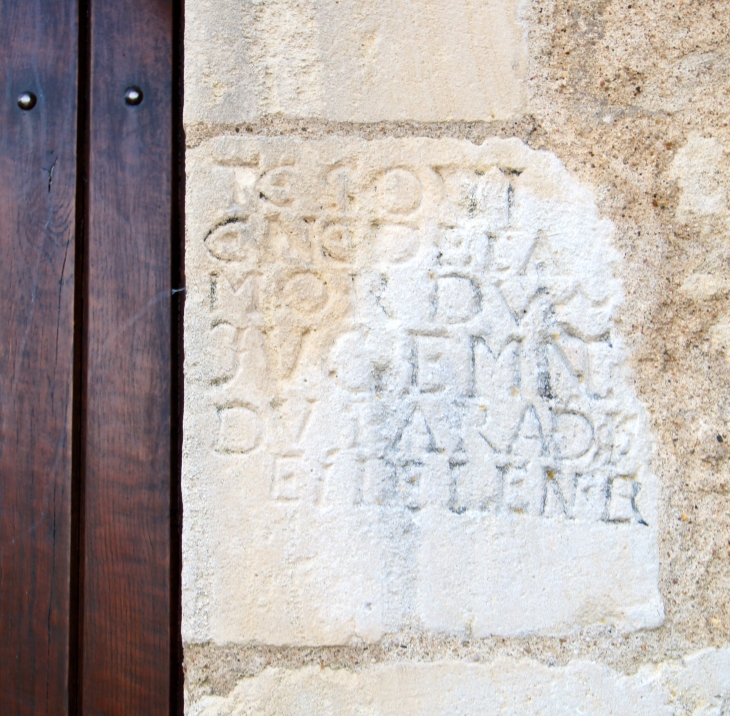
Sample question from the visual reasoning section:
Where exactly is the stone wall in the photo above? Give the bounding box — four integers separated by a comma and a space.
182, 1, 730, 713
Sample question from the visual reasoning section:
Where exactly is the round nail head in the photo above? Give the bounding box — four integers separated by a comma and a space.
124, 86, 143, 106
17, 92, 37, 111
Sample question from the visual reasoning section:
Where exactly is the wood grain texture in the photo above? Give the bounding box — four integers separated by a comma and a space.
0, 2, 78, 714
81, 0, 173, 713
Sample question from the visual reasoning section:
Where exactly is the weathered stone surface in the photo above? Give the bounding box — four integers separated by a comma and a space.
187, 648, 730, 716
183, 136, 662, 646
184, 0, 527, 125
669, 133, 729, 232
182, 0, 730, 711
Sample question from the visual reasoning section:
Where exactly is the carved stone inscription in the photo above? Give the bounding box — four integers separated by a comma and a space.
183, 138, 663, 646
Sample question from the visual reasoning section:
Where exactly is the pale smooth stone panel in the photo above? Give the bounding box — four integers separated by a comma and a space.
187, 649, 730, 716
184, 0, 527, 124
183, 137, 663, 645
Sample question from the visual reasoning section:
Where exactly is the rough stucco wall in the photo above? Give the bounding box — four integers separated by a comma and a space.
182, 0, 730, 713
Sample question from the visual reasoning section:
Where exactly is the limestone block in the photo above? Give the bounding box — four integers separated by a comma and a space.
669, 134, 728, 224
184, 0, 527, 124
183, 137, 663, 646
187, 648, 730, 716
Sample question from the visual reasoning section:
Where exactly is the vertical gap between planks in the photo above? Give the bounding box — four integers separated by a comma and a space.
171, 0, 186, 712
69, 0, 91, 712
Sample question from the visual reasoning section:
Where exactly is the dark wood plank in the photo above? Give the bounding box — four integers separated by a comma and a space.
171, 0, 186, 709
0, 2, 79, 714
81, 0, 173, 713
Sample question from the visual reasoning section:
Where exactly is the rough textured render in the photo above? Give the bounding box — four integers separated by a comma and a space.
184, 136, 662, 647
184, 0, 527, 124
183, 0, 730, 712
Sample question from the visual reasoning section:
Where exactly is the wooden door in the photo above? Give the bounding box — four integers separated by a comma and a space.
0, 2, 79, 711
0, 1, 182, 713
